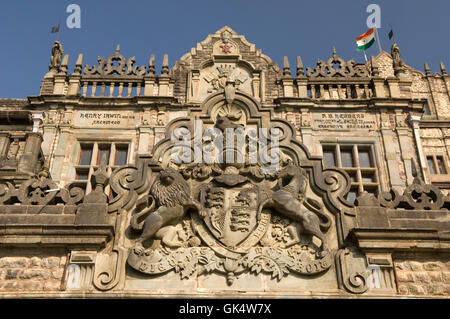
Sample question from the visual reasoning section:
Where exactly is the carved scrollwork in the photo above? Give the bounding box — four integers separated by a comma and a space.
379, 189, 401, 208
306, 48, 370, 78
83, 45, 146, 76
403, 177, 444, 210
59, 187, 85, 205
0, 182, 15, 205
337, 248, 368, 294
17, 178, 58, 205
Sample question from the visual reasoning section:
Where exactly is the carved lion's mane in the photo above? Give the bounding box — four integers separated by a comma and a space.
150, 168, 190, 207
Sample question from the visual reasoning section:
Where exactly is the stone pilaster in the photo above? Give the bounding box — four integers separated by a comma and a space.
17, 132, 43, 175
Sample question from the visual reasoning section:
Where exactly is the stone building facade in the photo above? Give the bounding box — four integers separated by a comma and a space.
0, 26, 449, 298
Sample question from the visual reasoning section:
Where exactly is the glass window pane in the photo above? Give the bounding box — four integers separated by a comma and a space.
436, 156, 446, 174
323, 149, 336, 167
362, 172, 376, 183
115, 147, 128, 165
79, 145, 93, 165
76, 169, 89, 180
359, 150, 373, 168
98, 147, 110, 165
347, 189, 357, 203
346, 170, 357, 183
427, 156, 436, 174
341, 149, 354, 167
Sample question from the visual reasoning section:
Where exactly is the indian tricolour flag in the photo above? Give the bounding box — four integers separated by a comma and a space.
356, 28, 375, 51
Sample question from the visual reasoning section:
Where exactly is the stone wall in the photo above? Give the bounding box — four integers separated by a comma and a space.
395, 257, 450, 296
0, 249, 67, 292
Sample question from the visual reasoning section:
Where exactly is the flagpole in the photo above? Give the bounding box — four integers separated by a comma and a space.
363, 50, 368, 63
56, 21, 61, 42
391, 25, 397, 44
374, 27, 382, 54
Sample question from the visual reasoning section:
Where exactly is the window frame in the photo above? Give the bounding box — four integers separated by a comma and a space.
73, 140, 131, 195
321, 142, 381, 203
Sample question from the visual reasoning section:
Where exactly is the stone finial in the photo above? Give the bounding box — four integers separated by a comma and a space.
115, 44, 121, 54
73, 54, 84, 75
424, 62, 431, 76
162, 54, 169, 75
59, 54, 69, 75
332, 47, 337, 60
84, 153, 109, 204
296, 56, 304, 77
148, 54, 155, 75
283, 56, 291, 77
370, 56, 379, 77
440, 62, 447, 75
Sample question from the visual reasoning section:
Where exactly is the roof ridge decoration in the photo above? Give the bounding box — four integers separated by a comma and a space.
306, 47, 370, 78
83, 45, 146, 76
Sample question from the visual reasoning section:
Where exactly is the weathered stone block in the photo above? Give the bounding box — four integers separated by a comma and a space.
0, 257, 29, 268
423, 262, 443, 271
428, 271, 443, 283
427, 284, 445, 295
43, 280, 61, 291
19, 269, 50, 280
5, 269, 22, 280
442, 272, 450, 284
0, 281, 19, 290
52, 269, 64, 280
413, 272, 431, 284
408, 283, 426, 295
41, 257, 60, 269
398, 284, 409, 295
396, 271, 413, 282
20, 280, 43, 291
29, 257, 41, 268
405, 261, 423, 271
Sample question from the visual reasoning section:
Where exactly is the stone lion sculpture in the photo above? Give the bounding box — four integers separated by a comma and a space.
130, 167, 201, 254
259, 163, 331, 255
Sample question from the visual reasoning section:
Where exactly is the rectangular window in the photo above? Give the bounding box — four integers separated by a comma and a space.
427, 155, 448, 175
74, 142, 130, 194
322, 143, 379, 203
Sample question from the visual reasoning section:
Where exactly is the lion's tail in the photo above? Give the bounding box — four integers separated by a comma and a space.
304, 198, 331, 232
130, 196, 156, 232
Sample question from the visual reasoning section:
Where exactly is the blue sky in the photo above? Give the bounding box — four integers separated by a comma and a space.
0, 0, 448, 98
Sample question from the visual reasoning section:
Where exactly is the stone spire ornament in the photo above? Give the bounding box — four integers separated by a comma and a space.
296, 56, 304, 77
440, 62, 447, 75
161, 54, 169, 76
148, 54, 155, 75
424, 62, 431, 76
283, 56, 291, 77
73, 54, 84, 75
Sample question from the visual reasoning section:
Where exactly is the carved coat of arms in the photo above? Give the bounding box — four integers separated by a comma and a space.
126, 95, 334, 285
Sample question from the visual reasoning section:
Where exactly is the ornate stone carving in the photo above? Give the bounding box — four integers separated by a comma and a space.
306, 48, 370, 78
203, 65, 248, 94
109, 90, 361, 288
83, 45, 146, 76
49, 41, 63, 70
391, 42, 404, 70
